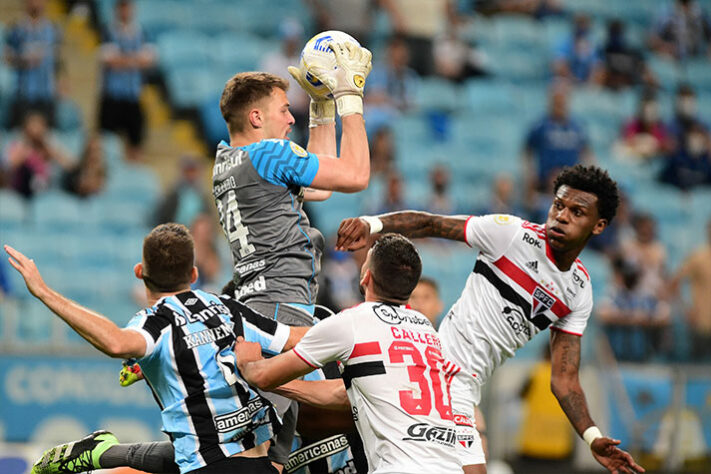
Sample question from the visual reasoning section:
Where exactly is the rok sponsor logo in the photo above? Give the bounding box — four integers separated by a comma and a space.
522, 232, 542, 249
402, 423, 456, 447
235, 276, 266, 298
214, 398, 265, 433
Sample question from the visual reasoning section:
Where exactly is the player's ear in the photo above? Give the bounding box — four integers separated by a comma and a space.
248, 107, 263, 129
360, 268, 371, 289
190, 266, 199, 285
134, 263, 143, 280
591, 218, 608, 236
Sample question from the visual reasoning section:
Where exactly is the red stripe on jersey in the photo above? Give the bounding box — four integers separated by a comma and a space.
292, 348, 318, 368
493, 256, 572, 318
575, 260, 590, 280
464, 215, 475, 247
349, 342, 381, 359
551, 326, 582, 337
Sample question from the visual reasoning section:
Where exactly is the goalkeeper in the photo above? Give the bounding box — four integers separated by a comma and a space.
211, 40, 372, 471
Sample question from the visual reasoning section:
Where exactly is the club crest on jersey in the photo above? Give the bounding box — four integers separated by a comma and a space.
494, 214, 512, 225
532, 287, 555, 317
290, 142, 308, 157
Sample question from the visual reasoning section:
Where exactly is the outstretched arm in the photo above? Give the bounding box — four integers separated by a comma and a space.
550, 330, 644, 474
5, 245, 146, 359
273, 379, 351, 411
235, 338, 314, 391
336, 212, 468, 250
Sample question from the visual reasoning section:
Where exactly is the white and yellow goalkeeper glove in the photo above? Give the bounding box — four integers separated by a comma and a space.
310, 42, 372, 117
287, 64, 336, 128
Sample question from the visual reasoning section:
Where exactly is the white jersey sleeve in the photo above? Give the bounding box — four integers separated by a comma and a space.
465, 214, 522, 259
552, 279, 593, 336
293, 312, 355, 368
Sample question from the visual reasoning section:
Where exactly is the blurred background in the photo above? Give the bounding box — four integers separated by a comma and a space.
0, 0, 710, 472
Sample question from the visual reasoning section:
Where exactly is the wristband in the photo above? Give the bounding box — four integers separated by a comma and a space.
335, 95, 363, 117
309, 100, 335, 128
583, 426, 603, 447
361, 216, 383, 234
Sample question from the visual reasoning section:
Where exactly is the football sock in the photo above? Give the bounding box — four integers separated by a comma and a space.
99, 441, 179, 473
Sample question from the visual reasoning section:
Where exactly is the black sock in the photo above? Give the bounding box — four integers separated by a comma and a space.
99, 441, 179, 473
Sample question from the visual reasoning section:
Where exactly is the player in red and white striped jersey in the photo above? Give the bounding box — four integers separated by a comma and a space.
235, 234, 466, 473
336, 165, 645, 474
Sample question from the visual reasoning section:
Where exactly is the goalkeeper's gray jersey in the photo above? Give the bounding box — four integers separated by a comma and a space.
212, 140, 324, 312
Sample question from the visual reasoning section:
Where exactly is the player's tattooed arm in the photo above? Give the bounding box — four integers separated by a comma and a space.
302, 187, 333, 202
549, 330, 596, 436
337, 212, 468, 250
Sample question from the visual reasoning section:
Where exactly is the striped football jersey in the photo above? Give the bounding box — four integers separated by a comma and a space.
293, 302, 465, 474
125, 289, 290, 473
439, 214, 593, 400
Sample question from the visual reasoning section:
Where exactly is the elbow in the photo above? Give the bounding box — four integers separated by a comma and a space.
244, 368, 275, 391
105, 341, 129, 359
342, 173, 369, 193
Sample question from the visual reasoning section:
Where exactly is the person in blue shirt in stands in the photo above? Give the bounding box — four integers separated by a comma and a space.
4, 0, 62, 128
523, 82, 594, 217
98, 0, 155, 162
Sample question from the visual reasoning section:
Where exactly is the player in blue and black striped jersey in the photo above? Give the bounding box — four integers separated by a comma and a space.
7, 223, 309, 474
212, 41, 372, 469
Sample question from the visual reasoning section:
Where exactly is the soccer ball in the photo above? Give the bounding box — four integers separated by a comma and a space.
299, 30, 361, 99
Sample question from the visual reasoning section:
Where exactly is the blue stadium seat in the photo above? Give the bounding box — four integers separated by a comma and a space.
31, 190, 90, 232
492, 15, 544, 50
103, 163, 160, 209
16, 299, 54, 343
200, 95, 229, 147
55, 99, 83, 132
647, 56, 684, 91
157, 31, 210, 70
94, 197, 151, 234
414, 78, 462, 112
463, 79, 520, 115
164, 66, 217, 109
0, 190, 30, 230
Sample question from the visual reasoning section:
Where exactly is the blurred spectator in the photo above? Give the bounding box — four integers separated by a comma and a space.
369, 126, 396, 177
425, 163, 456, 214
191, 213, 222, 293
4, 0, 62, 128
659, 84, 711, 189
670, 219, 711, 361
153, 155, 212, 226
98, 0, 156, 162
552, 15, 601, 84
371, 170, 410, 214
598, 256, 671, 362
432, 28, 489, 82
0, 258, 11, 301
597, 19, 656, 91
366, 35, 420, 113
380, 0, 458, 76
619, 213, 668, 298
476, 0, 563, 19
522, 82, 593, 204
62, 135, 107, 198
649, 0, 711, 60
317, 247, 361, 311
2, 111, 72, 198
618, 90, 671, 160
515, 349, 573, 472
260, 19, 309, 144
480, 173, 521, 216
408, 277, 444, 327
308, 0, 375, 46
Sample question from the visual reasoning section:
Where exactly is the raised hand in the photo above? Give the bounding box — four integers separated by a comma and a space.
336, 218, 370, 251
4, 245, 48, 299
309, 42, 372, 117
